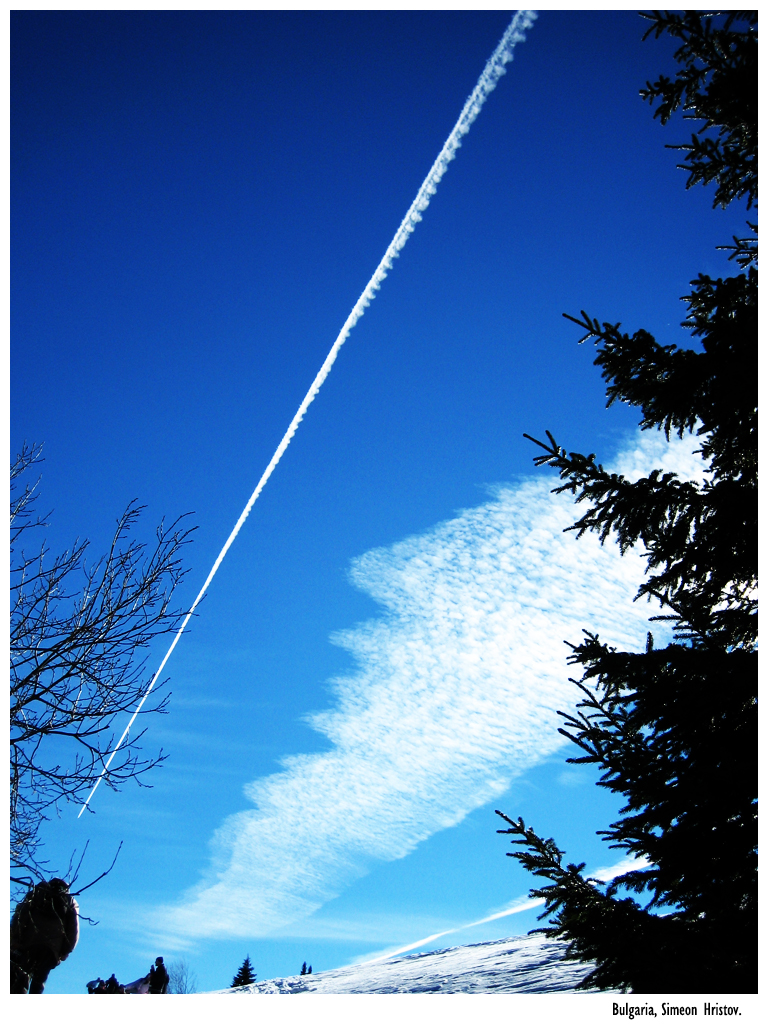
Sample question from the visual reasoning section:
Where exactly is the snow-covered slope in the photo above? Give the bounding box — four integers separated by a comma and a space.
220, 934, 600, 994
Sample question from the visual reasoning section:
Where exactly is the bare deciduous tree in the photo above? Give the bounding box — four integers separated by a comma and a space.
167, 958, 198, 994
10, 443, 195, 891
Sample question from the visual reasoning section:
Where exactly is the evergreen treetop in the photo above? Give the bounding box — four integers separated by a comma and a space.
639, 9, 756, 211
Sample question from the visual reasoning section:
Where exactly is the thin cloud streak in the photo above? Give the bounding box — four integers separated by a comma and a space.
357, 899, 547, 966
157, 430, 705, 941
356, 856, 650, 965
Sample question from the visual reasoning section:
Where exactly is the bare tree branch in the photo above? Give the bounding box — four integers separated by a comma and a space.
10, 444, 195, 895
167, 958, 198, 994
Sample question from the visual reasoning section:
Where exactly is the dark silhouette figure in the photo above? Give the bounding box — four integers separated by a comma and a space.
10, 879, 79, 994
148, 956, 169, 994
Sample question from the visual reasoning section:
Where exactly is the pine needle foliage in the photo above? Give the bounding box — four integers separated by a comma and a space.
640, 10, 756, 211
497, 11, 756, 995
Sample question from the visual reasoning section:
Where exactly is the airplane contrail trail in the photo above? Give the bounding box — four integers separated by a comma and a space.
78, 10, 537, 817
357, 857, 648, 965
359, 898, 547, 966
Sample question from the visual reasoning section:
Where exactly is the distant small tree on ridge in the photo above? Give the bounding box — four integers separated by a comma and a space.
231, 955, 257, 988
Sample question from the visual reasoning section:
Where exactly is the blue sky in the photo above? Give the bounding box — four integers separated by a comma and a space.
11, 7, 747, 995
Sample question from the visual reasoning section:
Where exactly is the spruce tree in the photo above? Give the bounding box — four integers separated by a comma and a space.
496, 11, 756, 995
231, 955, 257, 988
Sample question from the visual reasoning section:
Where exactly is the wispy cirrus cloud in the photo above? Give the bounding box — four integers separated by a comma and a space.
157, 429, 705, 941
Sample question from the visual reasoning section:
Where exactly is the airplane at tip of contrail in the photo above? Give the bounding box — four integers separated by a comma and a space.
78, 10, 538, 818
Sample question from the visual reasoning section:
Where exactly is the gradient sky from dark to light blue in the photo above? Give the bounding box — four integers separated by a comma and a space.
11, 9, 747, 993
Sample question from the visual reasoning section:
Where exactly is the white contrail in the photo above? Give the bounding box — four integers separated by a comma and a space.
359, 898, 547, 966
78, 10, 537, 817
358, 857, 649, 965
